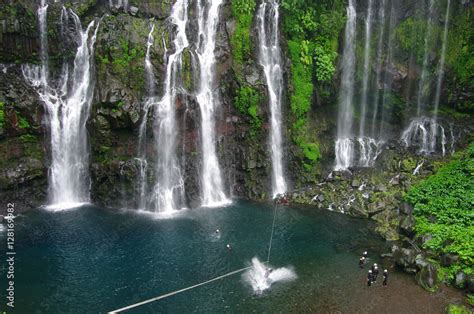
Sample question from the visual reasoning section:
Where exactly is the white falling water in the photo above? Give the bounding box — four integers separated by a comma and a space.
370, 0, 386, 137
402, 0, 453, 155
357, 137, 383, 167
416, 0, 435, 116
136, 23, 155, 211
243, 257, 297, 295
23, 5, 99, 210
335, 0, 357, 171
257, 0, 287, 198
195, 0, 230, 207
138, 1, 188, 213
401, 117, 448, 155
432, 0, 451, 151
358, 0, 373, 137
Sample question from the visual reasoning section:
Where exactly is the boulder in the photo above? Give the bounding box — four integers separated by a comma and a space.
400, 215, 416, 236
440, 253, 459, 266
393, 246, 417, 268
466, 274, 474, 293
400, 202, 413, 215
416, 261, 439, 292
454, 271, 466, 289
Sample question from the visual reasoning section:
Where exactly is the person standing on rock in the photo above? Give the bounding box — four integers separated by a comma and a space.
367, 270, 373, 287
383, 269, 388, 286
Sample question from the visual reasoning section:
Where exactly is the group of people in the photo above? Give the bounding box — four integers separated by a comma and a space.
359, 251, 388, 287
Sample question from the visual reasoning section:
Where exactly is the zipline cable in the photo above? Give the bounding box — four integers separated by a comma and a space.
110, 202, 280, 313
266, 202, 278, 264
109, 266, 253, 313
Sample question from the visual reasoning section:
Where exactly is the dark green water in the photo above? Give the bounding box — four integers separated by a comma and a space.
0, 201, 391, 312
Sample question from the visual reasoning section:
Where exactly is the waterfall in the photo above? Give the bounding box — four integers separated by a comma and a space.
401, 0, 452, 156
144, 23, 155, 96
358, 0, 373, 137
23, 5, 99, 209
416, 0, 435, 116
370, 0, 386, 137
401, 117, 448, 155
334, 0, 356, 171
379, 0, 396, 134
195, 0, 230, 207
257, 1, 287, 197
137, 1, 188, 213
432, 0, 451, 151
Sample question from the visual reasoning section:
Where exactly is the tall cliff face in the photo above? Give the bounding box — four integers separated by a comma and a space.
0, 0, 472, 212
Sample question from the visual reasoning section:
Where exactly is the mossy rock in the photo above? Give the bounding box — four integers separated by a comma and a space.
444, 304, 471, 314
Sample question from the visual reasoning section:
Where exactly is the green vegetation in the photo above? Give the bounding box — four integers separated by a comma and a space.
19, 134, 37, 143
230, 0, 255, 65
230, 0, 262, 138
0, 102, 4, 129
405, 143, 474, 281
234, 87, 262, 137
395, 17, 439, 64
281, 1, 345, 169
445, 6, 474, 112
17, 114, 30, 129
445, 304, 472, 314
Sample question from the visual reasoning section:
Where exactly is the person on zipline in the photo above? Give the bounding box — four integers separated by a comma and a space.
265, 267, 273, 278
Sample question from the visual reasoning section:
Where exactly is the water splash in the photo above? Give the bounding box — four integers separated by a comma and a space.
23, 5, 99, 210
257, 0, 287, 197
243, 257, 297, 295
195, 0, 230, 207
137, 1, 188, 213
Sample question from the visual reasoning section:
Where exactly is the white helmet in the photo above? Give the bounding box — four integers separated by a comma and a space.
374, 263, 377, 266
369, 270, 372, 273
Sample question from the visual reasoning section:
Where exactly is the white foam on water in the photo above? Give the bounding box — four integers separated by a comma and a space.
243, 257, 297, 295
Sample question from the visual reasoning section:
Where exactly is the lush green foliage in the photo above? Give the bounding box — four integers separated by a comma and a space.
0, 102, 4, 129
405, 144, 474, 279
234, 86, 262, 137
230, 0, 256, 65
17, 113, 30, 129
230, 0, 262, 138
395, 17, 439, 64
281, 1, 345, 168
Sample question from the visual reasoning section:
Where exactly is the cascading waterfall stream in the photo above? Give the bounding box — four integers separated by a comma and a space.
358, 0, 373, 138
23, 4, 99, 209
137, 1, 188, 213
370, 0, 386, 137
334, 0, 356, 171
431, 0, 451, 151
401, 0, 452, 155
416, 0, 435, 116
195, 0, 230, 207
257, 0, 287, 197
